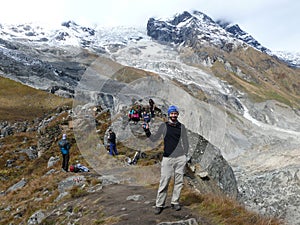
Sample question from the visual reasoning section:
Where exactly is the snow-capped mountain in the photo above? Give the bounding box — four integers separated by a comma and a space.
147, 10, 244, 51
146, 10, 300, 68
1, 11, 299, 67
146, 10, 273, 54
0, 21, 150, 96
0, 20, 148, 53
272, 50, 300, 68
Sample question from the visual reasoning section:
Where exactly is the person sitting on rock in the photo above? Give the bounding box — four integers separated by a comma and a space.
128, 108, 135, 122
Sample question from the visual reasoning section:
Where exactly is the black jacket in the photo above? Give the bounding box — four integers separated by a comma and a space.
108, 132, 116, 144
146, 121, 189, 157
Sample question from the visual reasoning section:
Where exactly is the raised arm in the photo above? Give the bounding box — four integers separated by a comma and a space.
143, 122, 166, 142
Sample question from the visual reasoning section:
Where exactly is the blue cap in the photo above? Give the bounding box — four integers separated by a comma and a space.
168, 105, 179, 116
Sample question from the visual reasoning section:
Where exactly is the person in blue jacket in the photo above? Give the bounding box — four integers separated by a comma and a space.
58, 133, 71, 172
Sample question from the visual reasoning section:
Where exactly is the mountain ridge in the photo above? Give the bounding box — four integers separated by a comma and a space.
0, 10, 299, 67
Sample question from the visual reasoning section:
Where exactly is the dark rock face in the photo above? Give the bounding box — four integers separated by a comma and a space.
189, 133, 238, 198
147, 11, 200, 46
0, 38, 87, 97
216, 20, 269, 53
147, 18, 183, 44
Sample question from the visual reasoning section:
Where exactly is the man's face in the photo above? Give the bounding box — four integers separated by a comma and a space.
169, 111, 178, 122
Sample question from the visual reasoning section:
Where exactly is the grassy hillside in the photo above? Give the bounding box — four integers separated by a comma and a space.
0, 76, 72, 122
181, 46, 300, 108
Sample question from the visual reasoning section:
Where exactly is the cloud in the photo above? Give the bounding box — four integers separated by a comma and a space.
0, 0, 65, 27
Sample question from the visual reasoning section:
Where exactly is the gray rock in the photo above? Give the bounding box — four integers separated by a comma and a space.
45, 169, 56, 176
19, 146, 38, 160
6, 178, 27, 193
99, 175, 121, 185
237, 166, 300, 225
157, 218, 198, 225
126, 194, 144, 201
58, 175, 86, 193
47, 156, 60, 168
1, 126, 13, 137
5, 159, 15, 167
55, 192, 69, 202
27, 210, 45, 225
189, 133, 238, 198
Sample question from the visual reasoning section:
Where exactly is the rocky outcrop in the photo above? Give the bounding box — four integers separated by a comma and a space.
0, 120, 36, 138
0, 38, 87, 97
188, 133, 238, 198
6, 178, 27, 193
237, 166, 300, 225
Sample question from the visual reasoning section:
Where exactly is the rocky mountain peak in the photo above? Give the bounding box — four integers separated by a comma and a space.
147, 10, 243, 51
169, 11, 193, 25
216, 19, 269, 53
61, 20, 78, 28
61, 20, 95, 36
167, 10, 215, 27
147, 10, 273, 55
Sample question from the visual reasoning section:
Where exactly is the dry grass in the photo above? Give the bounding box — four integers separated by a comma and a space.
113, 66, 149, 83
0, 76, 72, 121
181, 189, 283, 225
93, 216, 121, 225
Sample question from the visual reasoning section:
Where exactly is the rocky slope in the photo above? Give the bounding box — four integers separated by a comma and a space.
0, 79, 239, 224
1, 9, 300, 224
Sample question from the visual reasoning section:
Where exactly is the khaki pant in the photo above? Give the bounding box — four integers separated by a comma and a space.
156, 155, 186, 207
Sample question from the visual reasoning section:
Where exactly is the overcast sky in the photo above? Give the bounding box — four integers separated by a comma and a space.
1, 0, 300, 52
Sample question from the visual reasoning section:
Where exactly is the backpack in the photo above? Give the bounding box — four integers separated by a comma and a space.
69, 164, 79, 173
70, 165, 75, 172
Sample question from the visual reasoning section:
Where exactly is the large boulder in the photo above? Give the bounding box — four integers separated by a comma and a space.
188, 133, 238, 198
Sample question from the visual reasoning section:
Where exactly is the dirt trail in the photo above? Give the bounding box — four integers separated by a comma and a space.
98, 184, 211, 225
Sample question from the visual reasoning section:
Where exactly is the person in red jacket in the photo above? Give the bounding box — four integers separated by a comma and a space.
143, 105, 189, 215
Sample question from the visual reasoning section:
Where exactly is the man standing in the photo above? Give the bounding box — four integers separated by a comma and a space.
144, 105, 189, 215
108, 129, 118, 156
58, 133, 71, 172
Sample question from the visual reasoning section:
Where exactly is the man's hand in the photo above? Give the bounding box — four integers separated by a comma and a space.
142, 122, 149, 129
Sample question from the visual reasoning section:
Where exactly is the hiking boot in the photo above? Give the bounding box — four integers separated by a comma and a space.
171, 204, 181, 211
154, 207, 163, 215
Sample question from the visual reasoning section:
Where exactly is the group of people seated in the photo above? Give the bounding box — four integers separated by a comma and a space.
128, 99, 157, 126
